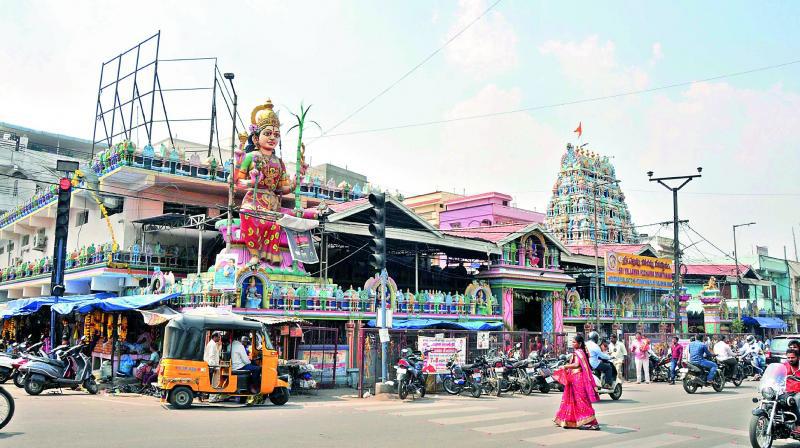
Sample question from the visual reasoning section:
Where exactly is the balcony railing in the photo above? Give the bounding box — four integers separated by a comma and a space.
564, 304, 675, 320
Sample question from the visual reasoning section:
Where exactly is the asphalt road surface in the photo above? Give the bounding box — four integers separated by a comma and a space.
0, 380, 783, 448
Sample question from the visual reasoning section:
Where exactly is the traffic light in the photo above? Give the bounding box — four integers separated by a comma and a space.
367, 192, 386, 272
50, 177, 72, 297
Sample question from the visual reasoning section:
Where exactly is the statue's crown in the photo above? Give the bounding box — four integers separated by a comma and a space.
251, 99, 280, 131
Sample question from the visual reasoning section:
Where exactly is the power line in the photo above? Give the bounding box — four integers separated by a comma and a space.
314, 0, 503, 140
315, 57, 800, 139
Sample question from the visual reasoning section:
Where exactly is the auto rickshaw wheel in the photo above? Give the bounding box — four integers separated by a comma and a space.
169, 386, 194, 409
269, 387, 289, 406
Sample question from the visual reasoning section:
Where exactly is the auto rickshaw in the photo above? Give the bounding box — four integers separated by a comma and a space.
157, 314, 290, 409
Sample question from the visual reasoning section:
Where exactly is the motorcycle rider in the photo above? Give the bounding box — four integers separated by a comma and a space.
688, 333, 717, 386
587, 331, 615, 388
713, 335, 738, 379
742, 335, 765, 380
783, 349, 800, 436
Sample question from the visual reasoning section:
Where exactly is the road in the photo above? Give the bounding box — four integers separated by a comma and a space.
0, 380, 783, 448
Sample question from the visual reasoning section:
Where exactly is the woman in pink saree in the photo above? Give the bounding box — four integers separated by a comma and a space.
553, 334, 600, 430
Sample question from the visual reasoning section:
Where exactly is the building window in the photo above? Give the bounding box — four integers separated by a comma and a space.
450, 222, 461, 229
21, 235, 29, 246
164, 202, 207, 216
76, 210, 89, 226
103, 196, 124, 217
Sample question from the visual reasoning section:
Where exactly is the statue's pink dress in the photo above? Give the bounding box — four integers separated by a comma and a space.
239, 155, 289, 265
552, 349, 599, 428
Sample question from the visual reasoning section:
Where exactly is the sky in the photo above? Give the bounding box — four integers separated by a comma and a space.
1, 0, 799, 262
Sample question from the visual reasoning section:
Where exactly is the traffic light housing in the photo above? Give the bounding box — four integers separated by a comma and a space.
368, 192, 386, 272
50, 178, 72, 297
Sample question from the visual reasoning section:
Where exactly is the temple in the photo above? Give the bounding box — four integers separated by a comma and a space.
545, 143, 637, 245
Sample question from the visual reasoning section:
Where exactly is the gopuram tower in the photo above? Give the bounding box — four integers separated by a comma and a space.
545, 143, 637, 245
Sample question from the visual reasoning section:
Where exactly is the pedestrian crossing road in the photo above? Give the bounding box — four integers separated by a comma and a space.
308, 382, 774, 447
3, 379, 783, 447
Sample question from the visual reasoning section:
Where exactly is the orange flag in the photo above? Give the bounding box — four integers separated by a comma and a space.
574, 122, 582, 138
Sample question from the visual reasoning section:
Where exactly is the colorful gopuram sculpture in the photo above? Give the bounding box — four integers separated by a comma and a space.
545, 143, 637, 244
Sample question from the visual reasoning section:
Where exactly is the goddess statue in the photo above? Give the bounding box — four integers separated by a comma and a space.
236, 99, 306, 265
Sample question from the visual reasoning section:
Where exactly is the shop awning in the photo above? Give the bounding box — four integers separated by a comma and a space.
742, 316, 788, 329
3, 293, 116, 318
365, 319, 503, 331
52, 293, 179, 314
139, 306, 181, 325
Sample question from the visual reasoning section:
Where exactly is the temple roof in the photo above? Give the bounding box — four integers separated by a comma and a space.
566, 243, 655, 258
443, 223, 529, 243
683, 264, 754, 277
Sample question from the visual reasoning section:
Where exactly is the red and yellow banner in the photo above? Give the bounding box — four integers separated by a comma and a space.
605, 252, 673, 290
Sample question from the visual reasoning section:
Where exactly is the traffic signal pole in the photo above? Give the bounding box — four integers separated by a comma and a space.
50, 177, 73, 349
368, 192, 388, 382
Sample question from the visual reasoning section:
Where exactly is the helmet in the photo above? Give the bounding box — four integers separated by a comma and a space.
746, 335, 755, 343
588, 331, 599, 343
400, 348, 412, 357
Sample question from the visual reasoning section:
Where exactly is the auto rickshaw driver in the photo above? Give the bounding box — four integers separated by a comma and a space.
232, 334, 261, 393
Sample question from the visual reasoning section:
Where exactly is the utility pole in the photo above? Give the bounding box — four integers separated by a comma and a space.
792, 226, 798, 261
648, 167, 702, 331
784, 246, 791, 326
733, 222, 755, 321
223, 73, 237, 250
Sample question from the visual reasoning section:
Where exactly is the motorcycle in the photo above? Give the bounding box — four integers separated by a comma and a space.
683, 357, 725, 394
24, 343, 98, 395
526, 352, 555, 394
650, 355, 672, 383
593, 359, 623, 400
721, 358, 745, 388
0, 386, 13, 430
547, 355, 568, 392
749, 363, 798, 448
492, 345, 533, 396
390, 348, 434, 400
441, 350, 482, 398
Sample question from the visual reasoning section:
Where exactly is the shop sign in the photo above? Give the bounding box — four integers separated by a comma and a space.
296, 345, 348, 380
562, 325, 577, 333
418, 336, 466, 374
605, 251, 673, 290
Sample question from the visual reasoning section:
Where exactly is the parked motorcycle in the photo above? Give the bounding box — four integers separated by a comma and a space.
547, 355, 568, 392
526, 352, 555, 394
24, 343, 98, 395
442, 350, 482, 398
683, 357, 725, 394
391, 348, 434, 400
0, 386, 13, 430
650, 355, 672, 383
749, 363, 797, 448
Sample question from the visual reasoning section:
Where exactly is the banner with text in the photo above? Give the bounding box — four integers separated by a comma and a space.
417, 336, 466, 374
605, 252, 673, 290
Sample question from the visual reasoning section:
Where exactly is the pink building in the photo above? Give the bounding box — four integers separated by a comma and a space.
438, 192, 544, 230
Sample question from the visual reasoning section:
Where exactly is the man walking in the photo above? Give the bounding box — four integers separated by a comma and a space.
689, 333, 717, 385
608, 333, 627, 383
668, 336, 683, 385
630, 332, 651, 384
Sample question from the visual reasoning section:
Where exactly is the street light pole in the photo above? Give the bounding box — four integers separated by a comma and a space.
733, 222, 756, 321
223, 73, 237, 250
648, 168, 702, 331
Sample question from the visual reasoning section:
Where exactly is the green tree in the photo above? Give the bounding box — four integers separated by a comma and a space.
731, 319, 745, 334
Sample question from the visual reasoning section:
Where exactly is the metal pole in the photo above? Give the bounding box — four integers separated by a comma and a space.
225, 77, 237, 250
593, 184, 601, 331
793, 227, 798, 261
197, 221, 203, 275
672, 188, 680, 330
414, 248, 419, 294
380, 268, 388, 382
207, 68, 218, 158
734, 225, 741, 321
784, 246, 790, 324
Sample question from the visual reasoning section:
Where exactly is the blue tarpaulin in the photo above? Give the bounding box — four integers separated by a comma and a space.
365, 319, 503, 331
742, 316, 788, 329
52, 293, 179, 315
2, 293, 116, 319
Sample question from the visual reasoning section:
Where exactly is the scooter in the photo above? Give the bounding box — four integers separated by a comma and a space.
24, 344, 98, 395
13, 342, 67, 389
593, 359, 623, 400
0, 354, 12, 384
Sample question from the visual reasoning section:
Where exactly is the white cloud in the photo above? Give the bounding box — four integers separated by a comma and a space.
650, 42, 663, 67
444, 0, 519, 79
538, 35, 650, 94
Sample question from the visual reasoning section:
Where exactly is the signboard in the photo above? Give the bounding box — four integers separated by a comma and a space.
418, 336, 466, 374
379, 328, 390, 343
284, 228, 319, 264
605, 251, 673, 290
212, 255, 238, 291
562, 325, 577, 333
476, 332, 490, 350
296, 345, 348, 381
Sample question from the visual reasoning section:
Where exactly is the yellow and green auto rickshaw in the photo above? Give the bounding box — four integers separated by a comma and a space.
157, 314, 290, 409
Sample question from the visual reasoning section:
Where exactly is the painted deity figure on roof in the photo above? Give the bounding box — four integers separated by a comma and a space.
236, 99, 307, 266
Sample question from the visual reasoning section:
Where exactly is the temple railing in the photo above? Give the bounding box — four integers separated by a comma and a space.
173, 293, 502, 317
